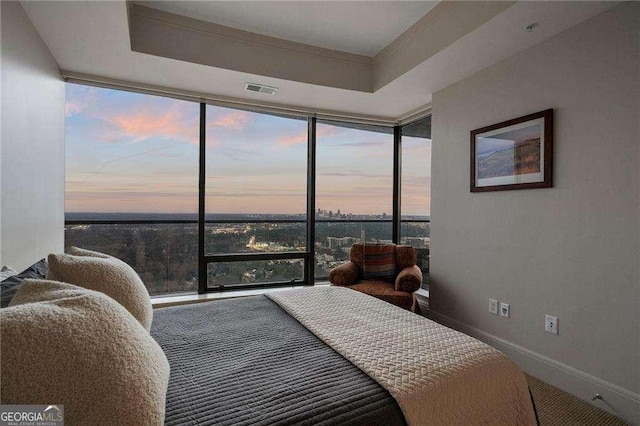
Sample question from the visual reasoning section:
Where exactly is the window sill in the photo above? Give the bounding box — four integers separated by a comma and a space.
415, 288, 429, 299
415, 288, 429, 314
151, 283, 425, 309
152, 282, 331, 309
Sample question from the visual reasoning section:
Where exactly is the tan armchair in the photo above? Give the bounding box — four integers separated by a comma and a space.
329, 243, 423, 313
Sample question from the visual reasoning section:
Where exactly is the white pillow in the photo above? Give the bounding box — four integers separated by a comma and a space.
2, 279, 169, 425
67, 246, 112, 259
46, 249, 153, 330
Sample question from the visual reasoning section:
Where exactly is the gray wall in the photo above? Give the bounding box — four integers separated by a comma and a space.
1, 1, 64, 270
430, 1, 639, 419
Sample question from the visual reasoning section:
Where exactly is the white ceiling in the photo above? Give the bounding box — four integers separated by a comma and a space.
21, 1, 616, 121
136, 1, 438, 56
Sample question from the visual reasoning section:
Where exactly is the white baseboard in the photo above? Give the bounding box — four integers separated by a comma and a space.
428, 310, 640, 425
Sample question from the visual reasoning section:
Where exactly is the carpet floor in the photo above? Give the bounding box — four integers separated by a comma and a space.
526, 374, 628, 425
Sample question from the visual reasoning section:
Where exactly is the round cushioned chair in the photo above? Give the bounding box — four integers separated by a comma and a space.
328, 243, 422, 314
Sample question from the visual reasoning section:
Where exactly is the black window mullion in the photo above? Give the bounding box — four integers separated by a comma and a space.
198, 102, 207, 294
392, 125, 402, 244
305, 117, 317, 285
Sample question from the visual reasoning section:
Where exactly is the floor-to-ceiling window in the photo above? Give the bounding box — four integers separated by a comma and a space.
314, 121, 394, 279
64, 82, 431, 295
400, 116, 431, 289
64, 83, 200, 295
204, 105, 308, 289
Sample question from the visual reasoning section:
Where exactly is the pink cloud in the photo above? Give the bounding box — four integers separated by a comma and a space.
67, 86, 200, 145
65, 101, 84, 117
209, 110, 251, 130
107, 106, 199, 144
65, 85, 98, 117
112, 112, 176, 136
277, 125, 343, 146
278, 132, 307, 146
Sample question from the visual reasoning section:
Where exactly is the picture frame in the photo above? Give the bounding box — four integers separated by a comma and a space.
470, 109, 553, 192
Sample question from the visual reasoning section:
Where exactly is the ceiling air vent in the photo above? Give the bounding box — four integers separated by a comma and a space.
245, 83, 278, 95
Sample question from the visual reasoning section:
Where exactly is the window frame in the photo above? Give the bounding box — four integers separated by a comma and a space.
64, 83, 431, 295
199, 104, 314, 292
398, 116, 432, 290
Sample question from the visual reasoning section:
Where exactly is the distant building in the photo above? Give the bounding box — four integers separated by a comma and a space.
402, 237, 430, 248
327, 236, 359, 249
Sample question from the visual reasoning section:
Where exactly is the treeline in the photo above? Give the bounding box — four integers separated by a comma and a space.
65, 221, 429, 295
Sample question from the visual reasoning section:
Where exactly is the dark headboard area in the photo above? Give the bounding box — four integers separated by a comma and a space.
0, 259, 48, 308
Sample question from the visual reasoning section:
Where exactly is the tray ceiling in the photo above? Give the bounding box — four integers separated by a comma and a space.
21, 1, 615, 120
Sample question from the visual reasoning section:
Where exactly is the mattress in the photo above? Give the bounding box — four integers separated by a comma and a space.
151, 296, 405, 426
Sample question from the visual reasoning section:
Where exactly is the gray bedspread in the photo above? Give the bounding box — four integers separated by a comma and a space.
151, 295, 405, 426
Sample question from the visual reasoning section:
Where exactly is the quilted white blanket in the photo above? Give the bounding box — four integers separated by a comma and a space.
268, 287, 537, 426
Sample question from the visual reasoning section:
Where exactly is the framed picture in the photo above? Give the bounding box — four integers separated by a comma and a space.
470, 109, 553, 192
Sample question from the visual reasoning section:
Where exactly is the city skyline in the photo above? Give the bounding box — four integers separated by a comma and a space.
65, 84, 431, 216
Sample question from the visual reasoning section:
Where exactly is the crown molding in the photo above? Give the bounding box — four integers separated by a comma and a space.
397, 104, 433, 126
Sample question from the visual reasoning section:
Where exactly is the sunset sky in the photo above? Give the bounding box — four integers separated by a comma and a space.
65, 84, 430, 216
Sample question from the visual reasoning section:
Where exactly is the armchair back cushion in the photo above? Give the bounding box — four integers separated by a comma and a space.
350, 244, 417, 268
362, 244, 397, 283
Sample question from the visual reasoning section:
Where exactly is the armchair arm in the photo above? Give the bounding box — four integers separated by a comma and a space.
329, 261, 359, 286
395, 265, 423, 293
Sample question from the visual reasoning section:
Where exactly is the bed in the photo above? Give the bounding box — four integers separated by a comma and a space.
151, 286, 538, 426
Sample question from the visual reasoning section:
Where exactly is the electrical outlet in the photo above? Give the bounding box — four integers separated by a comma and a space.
500, 302, 510, 318
489, 299, 498, 315
545, 315, 558, 335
